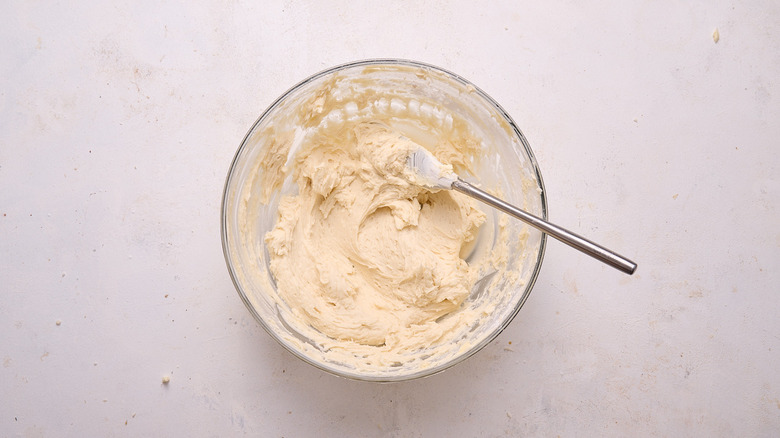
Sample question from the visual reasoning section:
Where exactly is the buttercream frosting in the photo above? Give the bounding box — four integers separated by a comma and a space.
265, 121, 486, 352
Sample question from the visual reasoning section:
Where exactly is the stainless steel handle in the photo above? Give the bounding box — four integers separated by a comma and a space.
452, 179, 637, 275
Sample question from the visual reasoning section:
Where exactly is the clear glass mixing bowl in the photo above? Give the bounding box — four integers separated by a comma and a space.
221, 59, 547, 381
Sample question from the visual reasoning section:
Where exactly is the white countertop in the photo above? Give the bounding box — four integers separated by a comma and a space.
2, 1, 778, 436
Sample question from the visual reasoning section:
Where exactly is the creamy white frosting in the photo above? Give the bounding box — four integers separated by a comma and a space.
227, 64, 544, 377
265, 122, 485, 351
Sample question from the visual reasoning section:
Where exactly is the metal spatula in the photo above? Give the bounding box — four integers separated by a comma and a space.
407, 146, 637, 275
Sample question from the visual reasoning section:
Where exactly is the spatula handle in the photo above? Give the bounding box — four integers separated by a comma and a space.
452, 179, 637, 275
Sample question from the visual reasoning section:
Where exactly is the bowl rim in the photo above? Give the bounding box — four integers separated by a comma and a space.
220, 58, 548, 382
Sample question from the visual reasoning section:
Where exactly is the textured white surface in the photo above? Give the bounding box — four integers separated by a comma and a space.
1, 1, 779, 436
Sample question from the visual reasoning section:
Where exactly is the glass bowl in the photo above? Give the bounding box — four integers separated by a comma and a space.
221, 59, 547, 382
